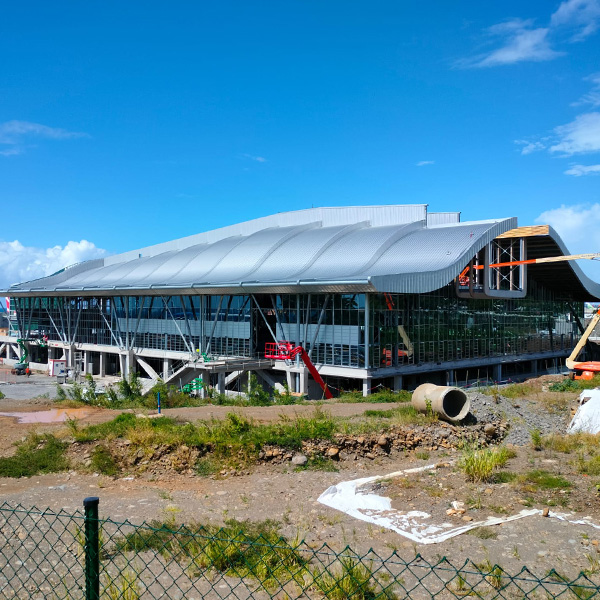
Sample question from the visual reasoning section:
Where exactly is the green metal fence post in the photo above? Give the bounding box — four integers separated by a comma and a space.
83, 496, 100, 600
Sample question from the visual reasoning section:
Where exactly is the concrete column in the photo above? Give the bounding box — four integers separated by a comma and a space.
83, 351, 89, 375
218, 372, 226, 395
163, 358, 170, 380
393, 374, 403, 392
493, 363, 502, 383
200, 370, 208, 399
298, 368, 309, 395
363, 378, 372, 397
446, 370, 455, 386
99, 353, 106, 377
531, 359, 538, 376
124, 350, 136, 377
119, 354, 127, 377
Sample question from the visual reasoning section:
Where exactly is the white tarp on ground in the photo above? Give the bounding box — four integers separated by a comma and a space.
317, 465, 599, 544
567, 388, 600, 434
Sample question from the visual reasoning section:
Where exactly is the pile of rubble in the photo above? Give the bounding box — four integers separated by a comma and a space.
258, 419, 508, 465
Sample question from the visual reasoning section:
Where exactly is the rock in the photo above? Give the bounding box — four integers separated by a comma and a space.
326, 447, 340, 459
366, 452, 376, 460
484, 424, 497, 437
484, 488, 493, 495
462, 515, 474, 522
542, 507, 550, 517
292, 454, 308, 466
377, 435, 389, 447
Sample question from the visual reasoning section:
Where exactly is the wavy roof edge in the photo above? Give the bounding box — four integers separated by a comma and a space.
4, 205, 600, 300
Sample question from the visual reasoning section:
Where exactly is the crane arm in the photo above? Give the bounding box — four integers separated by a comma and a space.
288, 346, 333, 399
566, 307, 600, 369
459, 252, 600, 283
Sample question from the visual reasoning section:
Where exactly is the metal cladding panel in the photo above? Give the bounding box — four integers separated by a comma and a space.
133, 243, 211, 284
427, 212, 461, 226
297, 224, 408, 279
247, 224, 354, 281
157, 236, 245, 285
103, 204, 428, 265
9, 258, 105, 291
368, 218, 518, 293
200, 226, 308, 282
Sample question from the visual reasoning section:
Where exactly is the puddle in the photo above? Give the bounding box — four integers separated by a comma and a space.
0, 408, 93, 424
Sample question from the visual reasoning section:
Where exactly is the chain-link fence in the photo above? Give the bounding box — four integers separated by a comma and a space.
1, 499, 599, 599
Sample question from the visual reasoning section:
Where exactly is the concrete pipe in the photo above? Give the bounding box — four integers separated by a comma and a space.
411, 383, 470, 423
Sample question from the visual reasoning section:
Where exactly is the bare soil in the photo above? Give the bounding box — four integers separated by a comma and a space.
1, 372, 600, 581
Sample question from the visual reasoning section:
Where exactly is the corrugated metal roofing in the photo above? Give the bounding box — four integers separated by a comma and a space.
5, 205, 600, 299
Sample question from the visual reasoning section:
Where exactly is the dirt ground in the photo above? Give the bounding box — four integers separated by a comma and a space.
1, 372, 600, 581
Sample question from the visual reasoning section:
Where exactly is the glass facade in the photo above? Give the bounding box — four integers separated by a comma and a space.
10, 280, 580, 371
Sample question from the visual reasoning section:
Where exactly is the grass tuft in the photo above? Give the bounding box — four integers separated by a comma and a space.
458, 446, 515, 483
0, 433, 68, 478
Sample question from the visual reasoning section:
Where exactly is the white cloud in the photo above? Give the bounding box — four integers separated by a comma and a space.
469, 22, 560, 68
0, 120, 88, 156
416, 160, 435, 166
551, 0, 600, 40
572, 72, 600, 107
0, 240, 106, 290
460, 0, 599, 68
535, 203, 600, 279
515, 139, 547, 154
564, 163, 600, 175
549, 112, 600, 155
242, 153, 267, 163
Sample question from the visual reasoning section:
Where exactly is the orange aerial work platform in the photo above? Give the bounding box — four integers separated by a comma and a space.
265, 341, 333, 399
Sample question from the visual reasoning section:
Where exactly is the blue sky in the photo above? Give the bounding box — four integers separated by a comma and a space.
1, 0, 600, 290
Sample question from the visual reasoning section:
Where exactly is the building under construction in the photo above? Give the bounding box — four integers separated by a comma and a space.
2, 205, 599, 397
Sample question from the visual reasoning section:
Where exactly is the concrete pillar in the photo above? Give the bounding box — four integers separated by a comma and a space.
218, 372, 225, 395
393, 374, 403, 392
83, 351, 89, 375
299, 368, 309, 395
493, 363, 502, 383
99, 353, 106, 377
531, 359, 538, 376
163, 358, 170, 380
446, 370, 455, 386
123, 350, 136, 377
363, 378, 372, 397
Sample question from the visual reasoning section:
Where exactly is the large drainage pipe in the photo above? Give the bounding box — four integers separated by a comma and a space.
411, 383, 470, 423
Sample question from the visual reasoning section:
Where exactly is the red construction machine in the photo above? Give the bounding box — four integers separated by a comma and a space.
264, 341, 333, 399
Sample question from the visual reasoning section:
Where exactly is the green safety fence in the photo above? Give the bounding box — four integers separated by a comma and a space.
0, 499, 600, 599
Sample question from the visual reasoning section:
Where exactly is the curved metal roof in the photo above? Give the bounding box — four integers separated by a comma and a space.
5, 205, 599, 299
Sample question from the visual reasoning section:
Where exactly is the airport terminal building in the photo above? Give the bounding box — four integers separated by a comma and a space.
3, 205, 599, 397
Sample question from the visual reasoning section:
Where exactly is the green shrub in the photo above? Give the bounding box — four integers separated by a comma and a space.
0, 434, 68, 477
0, 389, 4, 400
91, 444, 119, 476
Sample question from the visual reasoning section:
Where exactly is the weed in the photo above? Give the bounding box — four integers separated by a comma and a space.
90, 444, 119, 476
494, 471, 517, 484
521, 470, 572, 490
0, 389, 4, 400
103, 569, 142, 600
415, 451, 430, 461
0, 433, 68, 477
195, 457, 219, 477
578, 455, 600, 476
338, 389, 411, 403
530, 428, 543, 451
295, 455, 339, 472
585, 553, 600, 575
475, 559, 504, 590
311, 556, 395, 600
458, 446, 515, 483
467, 527, 498, 540
158, 490, 173, 501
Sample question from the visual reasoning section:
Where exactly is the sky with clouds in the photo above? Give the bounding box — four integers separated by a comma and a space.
1, 0, 600, 293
